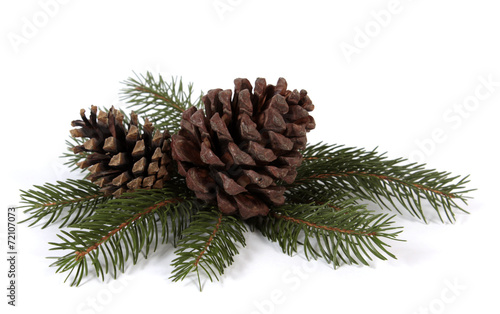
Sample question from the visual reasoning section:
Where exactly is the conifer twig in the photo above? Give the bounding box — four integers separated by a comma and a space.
258, 200, 402, 267
120, 71, 203, 132
170, 209, 247, 289
290, 143, 473, 222
20, 179, 110, 228
61, 137, 88, 173
75, 198, 182, 261
49, 187, 201, 286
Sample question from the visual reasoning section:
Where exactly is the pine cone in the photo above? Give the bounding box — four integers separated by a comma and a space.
70, 106, 172, 197
171, 77, 315, 219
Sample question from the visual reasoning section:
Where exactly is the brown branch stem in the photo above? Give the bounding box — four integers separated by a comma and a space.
301, 171, 456, 198
42, 194, 100, 207
288, 196, 343, 211
272, 212, 376, 236
193, 212, 223, 267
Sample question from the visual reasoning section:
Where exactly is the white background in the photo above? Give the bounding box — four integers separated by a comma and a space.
1, 0, 499, 313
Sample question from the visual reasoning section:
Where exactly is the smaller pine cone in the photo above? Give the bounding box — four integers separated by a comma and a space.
70, 106, 172, 197
171, 77, 315, 219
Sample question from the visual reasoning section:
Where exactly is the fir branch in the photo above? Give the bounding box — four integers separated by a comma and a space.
49, 186, 201, 286
257, 199, 402, 267
19, 179, 110, 228
291, 143, 473, 223
61, 136, 88, 173
73, 198, 179, 261
170, 209, 247, 289
120, 72, 203, 132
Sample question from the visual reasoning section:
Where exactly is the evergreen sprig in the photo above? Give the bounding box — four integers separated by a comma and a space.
258, 197, 401, 267
291, 143, 473, 223
171, 209, 247, 288
20, 179, 110, 228
49, 186, 201, 286
120, 72, 203, 132
19, 72, 473, 289
61, 137, 87, 173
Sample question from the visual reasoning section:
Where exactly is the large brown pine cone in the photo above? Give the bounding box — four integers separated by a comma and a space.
171, 77, 315, 219
70, 106, 172, 197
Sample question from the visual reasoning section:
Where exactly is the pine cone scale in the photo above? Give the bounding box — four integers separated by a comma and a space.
233, 194, 269, 219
